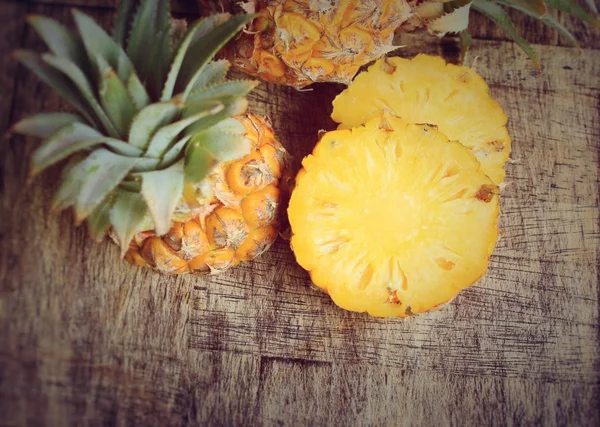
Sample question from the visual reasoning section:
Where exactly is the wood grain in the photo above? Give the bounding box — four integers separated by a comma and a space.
1, 2, 599, 427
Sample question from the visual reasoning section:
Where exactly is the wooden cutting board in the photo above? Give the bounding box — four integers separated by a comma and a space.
1, 2, 598, 426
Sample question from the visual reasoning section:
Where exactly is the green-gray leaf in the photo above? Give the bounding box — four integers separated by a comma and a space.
110, 189, 148, 256
208, 117, 246, 135
31, 122, 103, 176
140, 160, 184, 235
161, 14, 229, 101
51, 153, 87, 212
185, 98, 248, 135
11, 113, 84, 138
187, 60, 231, 96
159, 135, 191, 168
187, 80, 258, 105
27, 15, 87, 69
191, 128, 251, 163
72, 9, 134, 82
177, 14, 255, 99
472, 0, 540, 71
545, 0, 600, 27
185, 144, 217, 184
459, 30, 472, 65
97, 55, 137, 138
128, 99, 182, 150
131, 157, 162, 173
127, 0, 171, 99
127, 72, 151, 110
144, 102, 224, 158
499, 0, 546, 17
75, 148, 137, 222
42, 53, 121, 138
496, 0, 580, 48
113, 0, 136, 47
88, 198, 113, 242
15, 50, 97, 126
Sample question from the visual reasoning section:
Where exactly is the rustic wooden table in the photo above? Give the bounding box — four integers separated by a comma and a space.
1, 1, 599, 426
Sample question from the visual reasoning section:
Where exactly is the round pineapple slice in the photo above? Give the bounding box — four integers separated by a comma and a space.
288, 115, 499, 317
331, 54, 510, 184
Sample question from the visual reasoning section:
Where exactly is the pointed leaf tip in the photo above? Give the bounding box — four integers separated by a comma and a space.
141, 161, 184, 235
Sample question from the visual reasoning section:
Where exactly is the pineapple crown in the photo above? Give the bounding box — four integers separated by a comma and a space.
11, 0, 258, 254
426, 0, 599, 69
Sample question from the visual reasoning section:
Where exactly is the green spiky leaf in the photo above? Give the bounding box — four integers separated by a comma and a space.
42, 53, 120, 137
459, 30, 472, 64
110, 189, 148, 256
127, 72, 151, 110
127, 0, 171, 99
187, 80, 259, 105
96, 55, 137, 138
75, 149, 137, 222
500, 0, 546, 16
15, 50, 96, 126
161, 13, 230, 101
131, 158, 162, 173
159, 135, 191, 168
144, 102, 224, 158
140, 160, 184, 235
27, 15, 87, 69
496, 0, 580, 48
88, 198, 113, 242
472, 0, 540, 71
428, 0, 472, 36
185, 98, 248, 134
128, 99, 182, 150
51, 153, 87, 212
113, 0, 136, 47
209, 117, 246, 135
191, 128, 251, 162
188, 59, 231, 95
72, 9, 134, 83
177, 14, 255, 99
184, 145, 217, 184
31, 123, 103, 176
545, 0, 600, 27
12, 113, 84, 138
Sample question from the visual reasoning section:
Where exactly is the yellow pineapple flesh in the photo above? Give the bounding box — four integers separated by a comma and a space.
288, 115, 500, 317
125, 114, 289, 274
331, 54, 511, 185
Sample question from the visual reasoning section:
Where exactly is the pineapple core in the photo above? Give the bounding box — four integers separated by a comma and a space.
288, 115, 500, 317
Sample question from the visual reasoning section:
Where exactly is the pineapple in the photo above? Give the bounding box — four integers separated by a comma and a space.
124, 113, 289, 274
12, 0, 289, 274
331, 54, 510, 185
199, 0, 458, 88
287, 114, 500, 317
200, 0, 599, 88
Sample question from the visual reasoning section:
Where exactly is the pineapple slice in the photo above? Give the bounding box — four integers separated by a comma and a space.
331, 54, 510, 184
288, 115, 499, 317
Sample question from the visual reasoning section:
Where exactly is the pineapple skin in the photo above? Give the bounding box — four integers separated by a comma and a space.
332, 54, 511, 185
125, 114, 290, 275
288, 115, 500, 318
215, 0, 414, 88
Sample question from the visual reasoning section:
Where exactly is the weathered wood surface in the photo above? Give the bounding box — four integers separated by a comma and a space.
1, 1, 599, 426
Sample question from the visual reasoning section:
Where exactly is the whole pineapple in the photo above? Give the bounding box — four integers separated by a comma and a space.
12, 0, 289, 274
288, 115, 500, 317
200, 0, 599, 88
